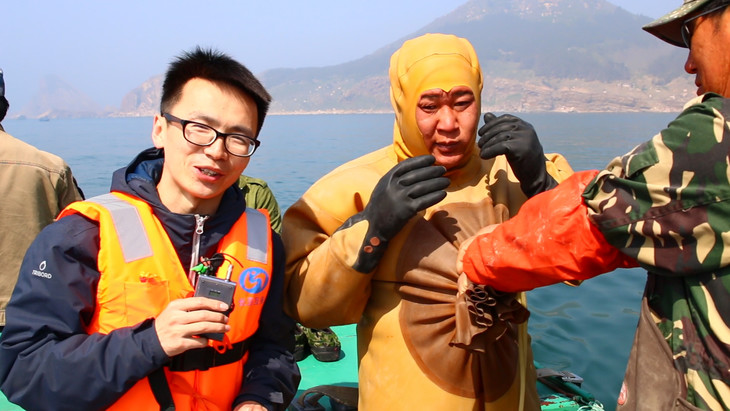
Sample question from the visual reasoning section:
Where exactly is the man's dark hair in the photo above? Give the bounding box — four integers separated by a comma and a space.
160, 47, 271, 137
0, 96, 9, 122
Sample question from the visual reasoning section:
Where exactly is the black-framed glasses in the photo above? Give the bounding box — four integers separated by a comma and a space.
162, 113, 259, 157
681, 2, 730, 48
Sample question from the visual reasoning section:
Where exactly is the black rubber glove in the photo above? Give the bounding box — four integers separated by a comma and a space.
478, 112, 557, 198
338, 155, 450, 273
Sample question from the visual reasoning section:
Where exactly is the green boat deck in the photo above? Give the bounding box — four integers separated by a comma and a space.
294, 325, 603, 410
0, 392, 20, 411
297, 325, 359, 392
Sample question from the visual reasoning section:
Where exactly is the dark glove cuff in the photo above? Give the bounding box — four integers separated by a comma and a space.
352, 234, 389, 273
336, 213, 390, 273
521, 174, 557, 198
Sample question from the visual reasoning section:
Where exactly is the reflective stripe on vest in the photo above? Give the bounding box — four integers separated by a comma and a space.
87, 193, 153, 262
87, 193, 270, 264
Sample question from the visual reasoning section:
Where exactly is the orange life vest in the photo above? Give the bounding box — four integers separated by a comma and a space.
59, 191, 274, 410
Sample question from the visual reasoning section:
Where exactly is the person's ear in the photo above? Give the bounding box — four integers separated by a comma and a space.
151, 114, 166, 149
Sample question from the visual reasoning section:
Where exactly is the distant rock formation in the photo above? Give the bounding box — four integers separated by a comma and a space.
18, 75, 104, 119
118, 75, 162, 117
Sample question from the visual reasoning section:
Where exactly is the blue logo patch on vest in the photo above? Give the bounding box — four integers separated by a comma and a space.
240, 267, 269, 294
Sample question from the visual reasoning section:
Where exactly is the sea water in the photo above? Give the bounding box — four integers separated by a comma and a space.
3, 112, 676, 410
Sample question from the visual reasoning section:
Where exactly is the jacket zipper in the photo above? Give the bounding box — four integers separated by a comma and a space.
190, 214, 208, 407
188, 214, 209, 286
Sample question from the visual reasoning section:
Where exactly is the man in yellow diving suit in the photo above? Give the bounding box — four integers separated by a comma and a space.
282, 33, 573, 410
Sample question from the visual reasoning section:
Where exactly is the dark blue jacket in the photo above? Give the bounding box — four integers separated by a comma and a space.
0, 148, 300, 410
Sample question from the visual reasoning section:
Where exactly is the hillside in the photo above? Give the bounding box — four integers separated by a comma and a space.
16, 75, 108, 120
15, 0, 696, 118
260, 0, 694, 114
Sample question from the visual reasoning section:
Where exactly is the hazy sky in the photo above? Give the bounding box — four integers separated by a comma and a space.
1, 0, 678, 110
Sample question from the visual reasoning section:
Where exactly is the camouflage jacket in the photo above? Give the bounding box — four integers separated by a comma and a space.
238, 175, 282, 234
585, 93, 730, 410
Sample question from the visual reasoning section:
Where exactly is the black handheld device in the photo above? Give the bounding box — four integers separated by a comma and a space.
194, 264, 236, 341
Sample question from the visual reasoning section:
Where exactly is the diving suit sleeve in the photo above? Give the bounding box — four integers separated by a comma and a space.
339, 155, 449, 273
282, 154, 448, 327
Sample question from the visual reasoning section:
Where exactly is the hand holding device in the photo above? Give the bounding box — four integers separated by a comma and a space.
194, 264, 236, 341
154, 297, 231, 357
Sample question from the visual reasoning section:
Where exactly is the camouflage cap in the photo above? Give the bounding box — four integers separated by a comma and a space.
0, 69, 4, 97
642, 0, 716, 48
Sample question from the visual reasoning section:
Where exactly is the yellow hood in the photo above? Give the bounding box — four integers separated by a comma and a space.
389, 33, 483, 166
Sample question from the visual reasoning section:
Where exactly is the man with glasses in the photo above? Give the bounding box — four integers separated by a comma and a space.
0, 47, 299, 411
458, 0, 730, 410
